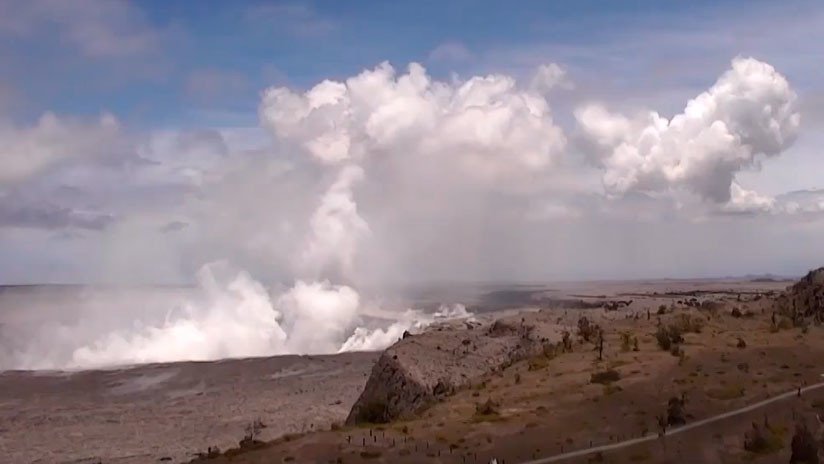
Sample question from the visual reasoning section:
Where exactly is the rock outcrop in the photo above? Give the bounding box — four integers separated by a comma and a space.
345, 311, 564, 424
776, 267, 824, 323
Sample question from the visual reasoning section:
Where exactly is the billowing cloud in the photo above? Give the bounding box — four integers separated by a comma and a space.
260, 62, 567, 188
576, 57, 800, 205
1, 57, 811, 282
723, 182, 777, 214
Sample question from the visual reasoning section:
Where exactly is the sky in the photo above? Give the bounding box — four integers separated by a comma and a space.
1, 0, 823, 285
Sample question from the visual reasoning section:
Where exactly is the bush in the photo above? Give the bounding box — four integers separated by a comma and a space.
666, 396, 686, 426
700, 300, 723, 313
655, 325, 683, 351
673, 314, 704, 334
528, 356, 549, 371
620, 331, 633, 352
744, 422, 784, 454
542, 342, 559, 359
655, 326, 670, 350
675, 347, 686, 364
577, 317, 596, 342
239, 418, 266, 448
789, 421, 818, 463
590, 369, 621, 385
561, 330, 573, 352
654, 316, 701, 352
603, 384, 623, 396
475, 398, 500, 416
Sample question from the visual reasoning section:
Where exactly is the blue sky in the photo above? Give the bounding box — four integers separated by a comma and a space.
4, 0, 819, 128
1, 0, 823, 284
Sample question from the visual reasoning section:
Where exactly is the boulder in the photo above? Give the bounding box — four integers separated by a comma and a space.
346, 312, 562, 424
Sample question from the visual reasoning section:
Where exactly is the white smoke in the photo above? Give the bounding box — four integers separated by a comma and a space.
5, 57, 807, 370
9, 93, 477, 369
3, 263, 471, 370
274, 279, 361, 354
68, 263, 287, 369
576, 57, 800, 205
299, 164, 369, 280
338, 303, 472, 352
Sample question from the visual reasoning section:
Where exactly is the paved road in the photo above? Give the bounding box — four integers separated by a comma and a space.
518, 380, 824, 464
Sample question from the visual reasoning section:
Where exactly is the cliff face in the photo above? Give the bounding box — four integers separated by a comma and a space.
776, 267, 824, 321
345, 312, 563, 424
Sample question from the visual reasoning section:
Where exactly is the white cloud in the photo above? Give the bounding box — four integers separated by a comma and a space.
531, 63, 571, 94
244, 3, 338, 38
723, 182, 777, 214
777, 189, 824, 215
0, 112, 127, 185
260, 61, 567, 188
428, 41, 474, 63
0, 0, 162, 58
577, 57, 800, 206
1, 53, 819, 290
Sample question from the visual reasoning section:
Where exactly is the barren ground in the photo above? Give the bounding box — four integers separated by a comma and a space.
0, 352, 376, 463
185, 279, 824, 464
4, 278, 823, 464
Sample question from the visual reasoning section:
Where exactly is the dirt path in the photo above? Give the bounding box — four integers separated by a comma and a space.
519, 379, 824, 464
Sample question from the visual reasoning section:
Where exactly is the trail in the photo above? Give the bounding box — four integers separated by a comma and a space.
518, 380, 824, 464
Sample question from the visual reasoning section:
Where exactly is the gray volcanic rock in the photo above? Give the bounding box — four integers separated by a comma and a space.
346, 311, 564, 424
777, 267, 824, 322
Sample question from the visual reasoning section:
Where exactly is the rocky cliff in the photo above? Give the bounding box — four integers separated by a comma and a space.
776, 267, 824, 322
345, 311, 564, 424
